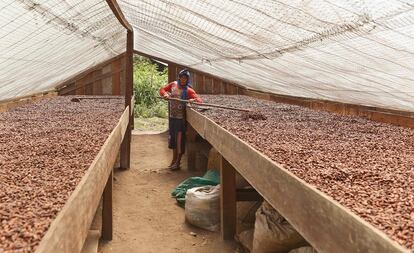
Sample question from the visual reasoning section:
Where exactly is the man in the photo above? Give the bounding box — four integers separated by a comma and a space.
159, 69, 202, 170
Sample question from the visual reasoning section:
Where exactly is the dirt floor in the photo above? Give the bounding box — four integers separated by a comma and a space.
98, 132, 236, 253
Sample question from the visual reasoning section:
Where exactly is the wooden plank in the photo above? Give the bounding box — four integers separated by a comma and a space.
204, 76, 212, 94
112, 72, 121, 95
219, 80, 225, 94
35, 107, 129, 253
111, 58, 122, 95
242, 89, 271, 101
101, 170, 113, 241
0, 90, 57, 112
212, 79, 220, 94
268, 92, 414, 128
59, 69, 124, 96
229, 83, 238, 95
119, 59, 125, 92
105, 0, 133, 31
186, 108, 410, 253
56, 54, 125, 91
75, 79, 85, 95
197, 74, 204, 94
85, 83, 93, 95
238, 89, 414, 129
232, 84, 238, 95
192, 72, 198, 90
101, 77, 113, 95
93, 70, 103, 95
220, 156, 237, 240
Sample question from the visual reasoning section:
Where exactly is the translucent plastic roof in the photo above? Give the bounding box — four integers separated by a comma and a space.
0, 0, 126, 101
1, 1, 413, 112
119, 0, 414, 112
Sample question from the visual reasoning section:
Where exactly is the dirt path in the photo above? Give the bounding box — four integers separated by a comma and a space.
98, 132, 236, 253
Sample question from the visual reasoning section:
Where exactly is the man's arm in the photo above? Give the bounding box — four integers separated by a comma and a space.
159, 82, 175, 98
187, 88, 203, 103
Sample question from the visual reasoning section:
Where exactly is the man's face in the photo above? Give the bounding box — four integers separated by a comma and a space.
179, 75, 188, 84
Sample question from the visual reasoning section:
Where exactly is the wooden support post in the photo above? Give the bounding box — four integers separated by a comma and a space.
220, 156, 237, 240
187, 124, 197, 171
131, 94, 135, 130
120, 29, 133, 169
168, 63, 177, 83
101, 170, 113, 241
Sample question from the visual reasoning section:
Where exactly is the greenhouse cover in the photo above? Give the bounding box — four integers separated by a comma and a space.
0, 0, 413, 111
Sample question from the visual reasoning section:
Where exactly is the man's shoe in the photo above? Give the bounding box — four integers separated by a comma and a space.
169, 163, 181, 171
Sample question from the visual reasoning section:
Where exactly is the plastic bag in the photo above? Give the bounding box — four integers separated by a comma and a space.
185, 185, 220, 231
171, 169, 219, 206
253, 201, 307, 253
237, 229, 254, 252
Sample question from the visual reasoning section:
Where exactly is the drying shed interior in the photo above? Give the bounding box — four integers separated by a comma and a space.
0, 0, 413, 253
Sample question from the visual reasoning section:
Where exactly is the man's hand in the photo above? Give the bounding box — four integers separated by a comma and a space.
162, 93, 170, 99
188, 98, 196, 103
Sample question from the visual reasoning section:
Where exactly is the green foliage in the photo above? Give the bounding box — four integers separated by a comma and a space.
135, 102, 168, 118
134, 117, 168, 132
133, 56, 168, 118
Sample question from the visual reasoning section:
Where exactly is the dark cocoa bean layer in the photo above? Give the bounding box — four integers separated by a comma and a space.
0, 96, 124, 252
200, 95, 414, 250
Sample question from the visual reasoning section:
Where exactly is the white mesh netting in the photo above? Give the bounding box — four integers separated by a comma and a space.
119, 0, 414, 111
0, 0, 126, 101
1, 1, 412, 111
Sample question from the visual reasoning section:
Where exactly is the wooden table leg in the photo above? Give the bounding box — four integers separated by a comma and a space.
120, 129, 131, 169
187, 124, 197, 171
220, 156, 237, 240
101, 170, 113, 241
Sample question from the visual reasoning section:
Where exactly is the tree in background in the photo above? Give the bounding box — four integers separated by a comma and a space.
133, 56, 168, 118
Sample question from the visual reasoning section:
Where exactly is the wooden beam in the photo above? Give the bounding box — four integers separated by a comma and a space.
186, 108, 410, 253
101, 170, 113, 241
105, 0, 132, 31
236, 188, 263, 202
220, 156, 237, 240
35, 107, 129, 253
135, 50, 173, 66
168, 63, 176, 83
127, 28, 133, 150
120, 30, 133, 169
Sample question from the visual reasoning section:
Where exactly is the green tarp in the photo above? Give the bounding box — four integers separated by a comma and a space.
171, 169, 220, 206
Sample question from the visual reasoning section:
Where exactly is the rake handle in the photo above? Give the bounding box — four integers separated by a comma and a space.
159, 96, 251, 112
